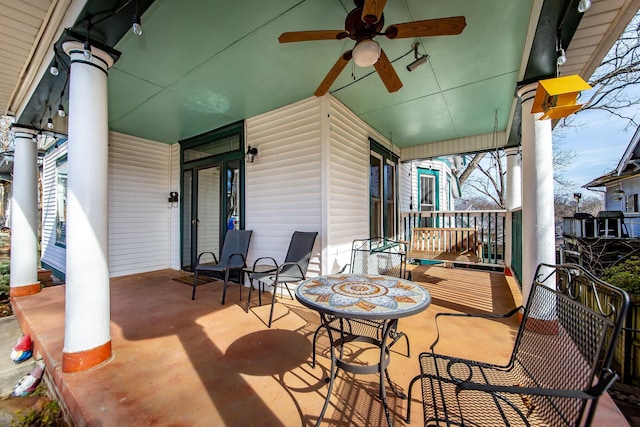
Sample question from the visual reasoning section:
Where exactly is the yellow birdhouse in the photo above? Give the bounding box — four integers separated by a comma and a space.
531, 75, 592, 120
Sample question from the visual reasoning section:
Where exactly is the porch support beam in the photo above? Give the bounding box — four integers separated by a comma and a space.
517, 82, 555, 303
9, 127, 40, 297
504, 146, 522, 272
61, 41, 114, 373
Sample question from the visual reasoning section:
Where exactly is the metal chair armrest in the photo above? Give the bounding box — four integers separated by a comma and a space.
250, 257, 279, 272
226, 252, 247, 269
338, 263, 350, 273
196, 251, 218, 265
457, 381, 598, 400
275, 262, 306, 281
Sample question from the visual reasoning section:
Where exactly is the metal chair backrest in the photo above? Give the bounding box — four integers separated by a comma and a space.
280, 231, 318, 278
219, 230, 253, 268
350, 237, 407, 278
511, 263, 629, 426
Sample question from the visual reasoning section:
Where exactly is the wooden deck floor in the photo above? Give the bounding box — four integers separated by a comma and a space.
11, 266, 627, 426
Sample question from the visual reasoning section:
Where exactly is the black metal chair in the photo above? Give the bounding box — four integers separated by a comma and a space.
311, 237, 412, 367
192, 229, 252, 304
246, 231, 318, 327
407, 263, 630, 427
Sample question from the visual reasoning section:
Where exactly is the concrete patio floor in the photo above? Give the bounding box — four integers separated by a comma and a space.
10, 265, 629, 426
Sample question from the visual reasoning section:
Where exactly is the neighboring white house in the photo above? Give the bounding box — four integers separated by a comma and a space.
584, 125, 640, 237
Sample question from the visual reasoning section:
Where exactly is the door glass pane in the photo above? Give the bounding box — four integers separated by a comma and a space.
182, 170, 193, 269
226, 160, 240, 230
370, 154, 382, 237
184, 135, 240, 162
420, 175, 436, 211
197, 166, 221, 262
384, 162, 396, 238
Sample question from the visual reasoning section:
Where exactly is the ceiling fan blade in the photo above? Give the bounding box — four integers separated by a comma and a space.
315, 51, 352, 96
279, 30, 348, 43
373, 49, 402, 93
361, 0, 387, 24
384, 16, 466, 39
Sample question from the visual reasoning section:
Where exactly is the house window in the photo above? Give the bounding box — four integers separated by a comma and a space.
418, 168, 438, 212
55, 156, 67, 246
370, 139, 398, 239
627, 194, 638, 213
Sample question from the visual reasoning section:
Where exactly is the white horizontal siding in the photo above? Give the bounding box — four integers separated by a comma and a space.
108, 132, 173, 277
245, 97, 322, 275
40, 141, 67, 277
401, 131, 507, 161
326, 97, 371, 273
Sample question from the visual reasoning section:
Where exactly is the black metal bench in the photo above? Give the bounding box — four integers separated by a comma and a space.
407, 263, 629, 427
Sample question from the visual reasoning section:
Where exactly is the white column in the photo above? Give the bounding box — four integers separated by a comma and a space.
9, 127, 39, 297
504, 147, 522, 271
62, 41, 114, 372
517, 82, 556, 303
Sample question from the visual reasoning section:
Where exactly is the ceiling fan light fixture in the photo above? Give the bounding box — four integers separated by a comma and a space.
352, 39, 381, 67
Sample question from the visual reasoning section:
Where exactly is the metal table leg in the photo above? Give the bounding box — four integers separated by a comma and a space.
315, 314, 403, 427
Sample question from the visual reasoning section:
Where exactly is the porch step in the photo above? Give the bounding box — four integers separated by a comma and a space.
0, 316, 36, 398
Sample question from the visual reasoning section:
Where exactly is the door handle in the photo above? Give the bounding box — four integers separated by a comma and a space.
192, 219, 199, 226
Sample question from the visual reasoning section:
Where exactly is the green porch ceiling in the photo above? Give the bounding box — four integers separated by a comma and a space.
17, 0, 586, 149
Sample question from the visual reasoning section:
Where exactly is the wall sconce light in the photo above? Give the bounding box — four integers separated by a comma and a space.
168, 191, 179, 208
245, 145, 258, 163
407, 43, 429, 72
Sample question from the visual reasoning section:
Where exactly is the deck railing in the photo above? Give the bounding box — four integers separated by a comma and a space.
562, 212, 640, 239
400, 210, 507, 266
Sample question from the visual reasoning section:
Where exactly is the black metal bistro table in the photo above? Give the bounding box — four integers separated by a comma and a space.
295, 274, 431, 426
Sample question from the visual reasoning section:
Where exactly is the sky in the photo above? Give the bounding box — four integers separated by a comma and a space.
553, 101, 639, 198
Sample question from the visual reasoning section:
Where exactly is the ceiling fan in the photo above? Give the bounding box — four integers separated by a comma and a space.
278, 0, 466, 96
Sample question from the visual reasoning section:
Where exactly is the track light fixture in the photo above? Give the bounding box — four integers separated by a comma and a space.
578, 0, 591, 13
407, 43, 429, 72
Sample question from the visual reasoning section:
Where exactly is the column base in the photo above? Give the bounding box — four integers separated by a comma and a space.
10, 283, 41, 297
62, 340, 112, 373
